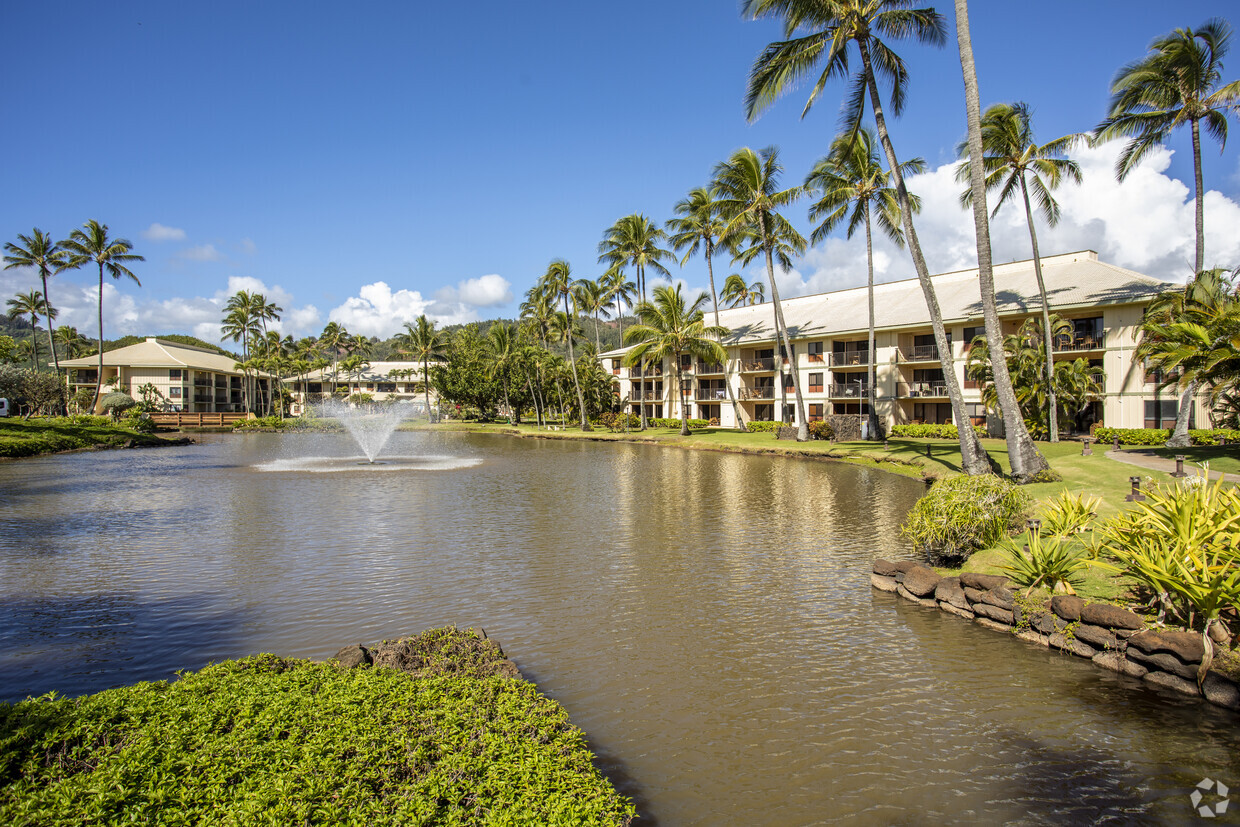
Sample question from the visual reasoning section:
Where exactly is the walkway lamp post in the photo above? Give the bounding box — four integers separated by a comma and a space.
1125, 476, 1147, 502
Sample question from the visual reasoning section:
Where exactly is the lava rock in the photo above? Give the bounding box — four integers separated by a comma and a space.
972, 602, 1015, 625
1073, 623, 1121, 651
896, 583, 938, 607
976, 586, 1016, 612
1127, 630, 1205, 664
1049, 633, 1097, 659
1143, 670, 1200, 697
939, 601, 975, 620
975, 617, 1011, 633
1208, 623, 1232, 646
870, 573, 899, 593
959, 572, 1008, 591
902, 565, 942, 598
1126, 649, 1199, 681
872, 558, 901, 577
1014, 629, 1049, 647
1050, 595, 1085, 622
1079, 603, 1145, 631
332, 645, 373, 669
1030, 611, 1058, 635
1202, 673, 1240, 710
934, 577, 970, 611
1092, 651, 1148, 679
893, 560, 919, 574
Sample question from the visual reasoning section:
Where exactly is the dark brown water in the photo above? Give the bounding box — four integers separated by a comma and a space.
1, 432, 1236, 824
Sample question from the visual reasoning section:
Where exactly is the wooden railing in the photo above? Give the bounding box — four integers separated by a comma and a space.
149, 412, 252, 428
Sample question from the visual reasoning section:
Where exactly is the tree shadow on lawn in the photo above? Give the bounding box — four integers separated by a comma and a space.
0, 591, 251, 704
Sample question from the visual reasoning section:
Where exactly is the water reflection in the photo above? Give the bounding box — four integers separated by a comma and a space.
0, 432, 1235, 824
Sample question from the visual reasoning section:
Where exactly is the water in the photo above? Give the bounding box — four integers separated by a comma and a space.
1, 432, 1236, 824
314, 399, 412, 462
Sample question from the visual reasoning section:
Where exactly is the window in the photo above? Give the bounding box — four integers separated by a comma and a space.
679, 354, 692, 369
783, 373, 794, 390
169, 386, 182, 398
754, 404, 774, 422
1144, 399, 1180, 429
808, 403, 824, 422
808, 372, 823, 393
808, 341, 824, 362
169, 369, 185, 381
962, 326, 985, 350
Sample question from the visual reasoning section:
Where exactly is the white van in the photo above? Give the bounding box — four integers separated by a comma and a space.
0, 398, 9, 417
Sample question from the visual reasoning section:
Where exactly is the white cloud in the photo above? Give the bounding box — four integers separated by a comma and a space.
239, 238, 257, 255
178, 243, 222, 262
433, 273, 513, 307
329, 282, 435, 338
141, 223, 187, 242
788, 141, 1240, 296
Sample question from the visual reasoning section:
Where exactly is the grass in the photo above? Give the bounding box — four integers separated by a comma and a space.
0, 417, 171, 459
1131, 444, 1240, 476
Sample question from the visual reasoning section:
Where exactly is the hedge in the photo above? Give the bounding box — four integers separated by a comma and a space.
889, 423, 986, 439
1093, 427, 1240, 446
746, 421, 779, 433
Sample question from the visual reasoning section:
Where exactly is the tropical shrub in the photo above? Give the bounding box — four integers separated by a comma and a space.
900, 475, 1032, 566
1000, 531, 1092, 595
746, 421, 779, 433
1038, 491, 1101, 538
1094, 427, 1240, 446
120, 411, 156, 434
0, 366, 63, 416
0, 646, 635, 825
644, 417, 708, 430
889, 423, 986, 439
595, 412, 641, 432
99, 391, 137, 420
807, 420, 834, 441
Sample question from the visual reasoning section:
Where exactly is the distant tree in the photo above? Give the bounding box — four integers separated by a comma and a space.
484, 322, 520, 423
6, 290, 55, 371
0, 334, 16, 365
393, 315, 447, 420
598, 214, 672, 305
720, 274, 765, 308
54, 326, 90, 359
431, 325, 500, 417
540, 259, 590, 431
4, 229, 67, 377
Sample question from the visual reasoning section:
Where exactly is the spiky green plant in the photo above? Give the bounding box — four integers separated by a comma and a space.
1000, 531, 1092, 595
1038, 491, 1101, 539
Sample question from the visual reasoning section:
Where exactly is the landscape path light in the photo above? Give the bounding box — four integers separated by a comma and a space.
1125, 476, 1147, 502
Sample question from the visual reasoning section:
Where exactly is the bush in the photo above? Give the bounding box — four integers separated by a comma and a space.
807, 420, 834, 441
120, 412, 156, 433
99, 391, 137, 419
1000, 531, 1092, 595
643, 417, 708, 430
900, 475, 1032, 566
0, 635, 635, 825
1093, 426, 1240, 446
594, 412, 641, 432
746, 421, 779, 433
889, 423, 986, 439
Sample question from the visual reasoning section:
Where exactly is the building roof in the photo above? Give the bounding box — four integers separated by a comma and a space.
300, 360, 441, 382
601, 250, 1170, 356
59, 338, 249, 373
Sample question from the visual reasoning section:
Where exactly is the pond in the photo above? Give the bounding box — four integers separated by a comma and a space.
0, 431, 1236, 824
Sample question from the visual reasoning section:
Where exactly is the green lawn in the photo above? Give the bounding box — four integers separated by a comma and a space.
0, 417, 169, 459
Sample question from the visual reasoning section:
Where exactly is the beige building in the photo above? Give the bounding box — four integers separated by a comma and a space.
601, 251, 1207, 434
286, 360, 440, 415
59, 337, 267, 413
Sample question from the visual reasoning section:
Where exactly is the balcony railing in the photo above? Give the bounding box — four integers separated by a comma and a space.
828, 383, 869, 398
696, 361, 724, 374
829, 351, 871, 367
898, 383, 949, 398
1053, 332, 1106, 352
740, 386, 776, 400
631, 367, 663, 378
697, 387, 729, 401
897, 345, 940, 362
637, 390, 663, 400
740, 357, 776, 372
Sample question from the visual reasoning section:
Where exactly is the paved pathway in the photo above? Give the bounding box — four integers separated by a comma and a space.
1104, 449, 1240, 483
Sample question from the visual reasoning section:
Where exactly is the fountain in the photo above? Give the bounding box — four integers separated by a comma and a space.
252, 399, 482, 473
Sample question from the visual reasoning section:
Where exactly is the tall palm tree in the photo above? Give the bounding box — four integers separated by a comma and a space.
572, 277, 610, 353
61, 220, 144, 412
394, 314, 447, 420
956, 101, 1083, 443
54, 325, 89, 360
485, 321, 519, 423
318, 321, 348, 395
625, 285, 728, 436
599, 267, 636, 344
1095, 18, 1240, 275
953, 0, 1051, 480
667, 186, 746, 430
6, 290, 55, 370
597, 214, 673, 304
221, 306, 261, 411
712, 146, 809, 440
541, 259, 591, 430
744, 0, 993, 475
806, 126, 923, 439
720, 274, 765, 308
4, 229, 67, 377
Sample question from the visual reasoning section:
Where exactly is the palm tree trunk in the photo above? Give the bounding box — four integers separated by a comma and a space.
676, 356, 690, 436
40, 270, 62, 410
704, 245, 745, 430
865, 210, 878, 440
637, 365, 648, 430
594, 311, 602, 353
955, 0, 1049, 480
28, 314, 40, 371
423, 357, 432, 421
1166, 381, 1196, 447
526, 372, 542, 426
1020, 175, 1059, 441
563, 295, 591, 430
761, 224, 808, 441
859, 41, 989, 475
1191, 118, 1204, 275
94, 262, 104, 413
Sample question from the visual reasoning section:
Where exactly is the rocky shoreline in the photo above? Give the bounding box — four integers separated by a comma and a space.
871, 558, 1240, 712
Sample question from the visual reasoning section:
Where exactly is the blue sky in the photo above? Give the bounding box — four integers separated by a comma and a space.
3, 1, 1239, 343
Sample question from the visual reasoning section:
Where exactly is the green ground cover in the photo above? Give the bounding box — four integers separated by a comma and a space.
0, 630, 634, 826
0, 417, 169, 459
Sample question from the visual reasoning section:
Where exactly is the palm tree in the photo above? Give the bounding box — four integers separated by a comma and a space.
953, 0, 1051, 480
393, 315, 447, 420
712, 146, 809, 440
6, 290, 55, 370
541, 259, 591, 431
806, 126, 923, 439
61, 220, 144, 412
624, 285, 728, 436
53, 325, 89, 360
4, 229, 67, 377
572, 277, 610, 353
318, 322, 348, 395
744, 0, 993, 475
597, 214, 673, 304
485, 321, 519, 423
667, 186, 746, 431
1095, 18, 1240, 275
221, 306, 261, 411
720, 274, 765, 308
599, 268, 637, 344
956, 101, 1083, 443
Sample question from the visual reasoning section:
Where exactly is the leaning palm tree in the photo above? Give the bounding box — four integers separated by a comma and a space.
667, 186, 746, 430
953, 0, 1051, 479
597, 214, 673, 304
542, 259, 591, 430
713, 146, 809, 441
720, 273, 765, 308
744, 0, 994, 475
807, 126, 923, 440
4, 229, 67, 377
60, 220, 144, 412
6, 290, 55, 370
485, 321, 519, 423
394, 315, 447, 420
1095, 18, 1240, 276
625, 285, 728, 436
956, 101, 1083, 443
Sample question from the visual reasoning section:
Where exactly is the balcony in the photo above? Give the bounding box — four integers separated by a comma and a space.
829, 351, 871, 368
636, 390, 664, 401
740, 357, 776, 372
1053, 332, 1106, 353
897, 345, 941, 362
631, 366, 664, 378
828, 383, 869, 398
696, 361, 724, 374
740, 386, 776, 400
899, 383, 949, 398
697, 387, 729, 401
